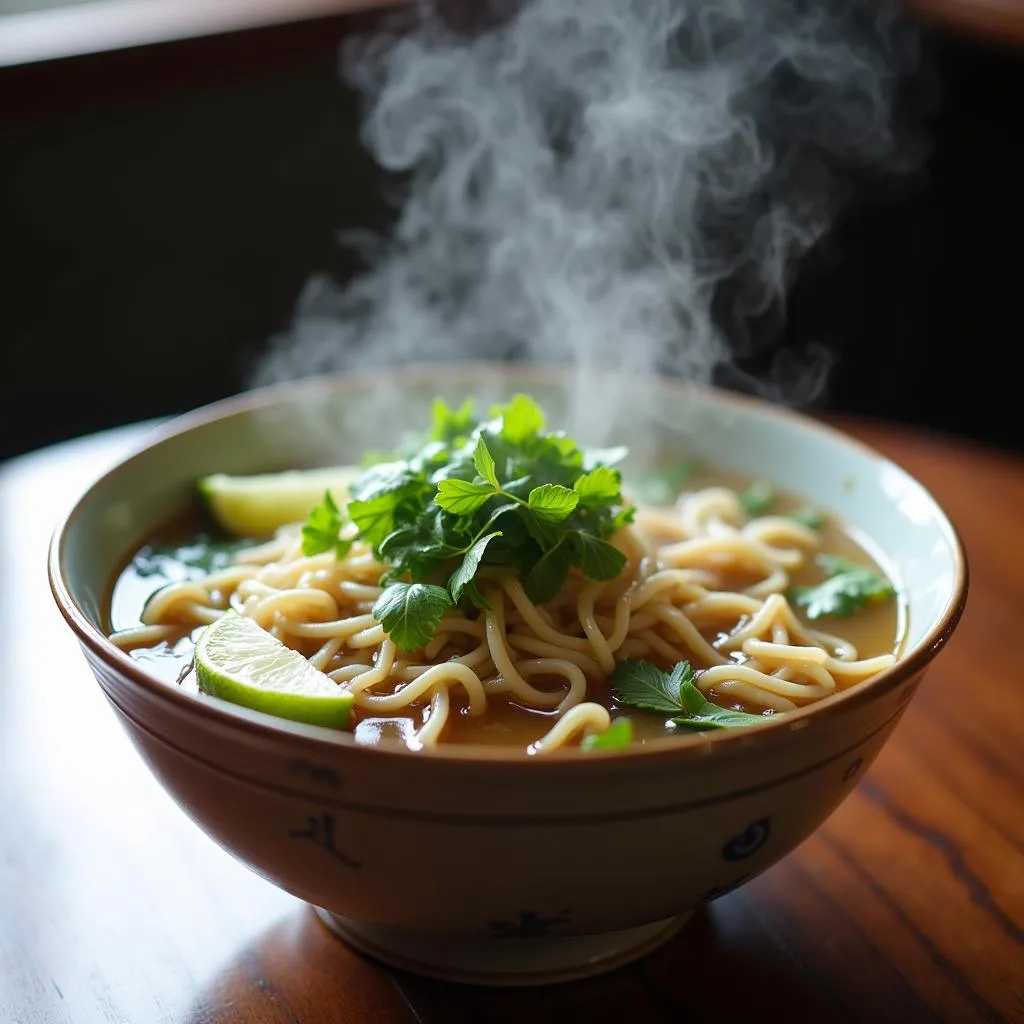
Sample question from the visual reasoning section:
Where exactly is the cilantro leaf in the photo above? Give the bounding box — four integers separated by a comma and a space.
494, 394, 545, 444
435, 479, 496, 516
739, 481, 774, 519
573, 466, 621, 506
610, 658, 690, 714
348, 494, 406, 549
525, 539, 573, 604
301, 491, 354, 559
348, 462, 421, 503
613, 506, 637, 529
527, 484, 579, 521
522, 508, 568, 549
611, 658, 769, 731
670, 678, 768, 730
431, 398, 476, 443
532, 434, 583, 470
372, 583, 454, 652
573, 532, 627, 580
472, 435, 499, 487
308, 394, 636, 615
448, 532, 502, 603
581, 718, 634, 751
791, 555, 895, 620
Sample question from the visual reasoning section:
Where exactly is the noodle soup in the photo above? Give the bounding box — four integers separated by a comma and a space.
108, 396, 904, 754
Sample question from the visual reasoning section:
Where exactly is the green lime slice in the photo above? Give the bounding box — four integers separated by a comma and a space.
197, 466, 359, 537
194, 611, 353, 728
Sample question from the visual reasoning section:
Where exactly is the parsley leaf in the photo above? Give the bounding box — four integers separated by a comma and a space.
448, 532, 502, 603
527, 483, 579, 521
573, 532, 627, 580
525, 539, 574, 603
574, 466, 622, 506
581, 718, 634, 751
610, 658, 769, 731
348, 493, 406, 549
669, 678, 768, 730
348, 462, 420, 502
372, 583, 454, 652
494, 394, 545, 444
301, 492, 354, 559
302, 393, 636, 648
473, 435, 500, 488
609, 658, 690, 713
739, 481, 774, 518
431, 398, 476, 444
435, 479, 495, 516
791, 555, 895, 620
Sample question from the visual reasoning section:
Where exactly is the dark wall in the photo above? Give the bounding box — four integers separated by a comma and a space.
1, 11, 1021, 461
812, 28, 1023, 452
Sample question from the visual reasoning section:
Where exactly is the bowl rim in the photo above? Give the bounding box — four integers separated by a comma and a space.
48, 361, 969, 766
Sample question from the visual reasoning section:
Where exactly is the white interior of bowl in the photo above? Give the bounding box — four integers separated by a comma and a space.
60, 364, 962, 667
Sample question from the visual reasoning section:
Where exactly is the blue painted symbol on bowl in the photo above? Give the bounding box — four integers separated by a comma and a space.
722, 816, 771, 861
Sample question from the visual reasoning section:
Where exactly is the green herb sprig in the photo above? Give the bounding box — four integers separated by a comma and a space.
302, 394, 634, 651
301, 491, 354, 560
609, 658, 769, 731
580, 718, 634, 751
791, 554, 895, 620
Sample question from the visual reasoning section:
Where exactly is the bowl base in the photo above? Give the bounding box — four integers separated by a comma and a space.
312, 907, 691, 986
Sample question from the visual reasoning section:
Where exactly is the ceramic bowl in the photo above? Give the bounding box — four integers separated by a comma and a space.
49, 364, 967, 986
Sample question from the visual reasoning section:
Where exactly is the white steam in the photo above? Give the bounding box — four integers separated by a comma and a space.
253, 0, 925, 440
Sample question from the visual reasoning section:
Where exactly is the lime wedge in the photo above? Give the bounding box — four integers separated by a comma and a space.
194, 612, 353, 728
198, 466, 359, 537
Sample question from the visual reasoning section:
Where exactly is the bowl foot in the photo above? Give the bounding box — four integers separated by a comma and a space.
312, 907, 691, 986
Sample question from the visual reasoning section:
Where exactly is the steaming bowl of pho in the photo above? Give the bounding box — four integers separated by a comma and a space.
49, 364, 966, 985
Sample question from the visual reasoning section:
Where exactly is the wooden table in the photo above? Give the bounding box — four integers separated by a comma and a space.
906, 0, 1024, 48
1, 416, 1021, 1024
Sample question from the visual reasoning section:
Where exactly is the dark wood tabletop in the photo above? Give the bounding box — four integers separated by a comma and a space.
906, 0, 1024, 47
1, 415, 1021, 1024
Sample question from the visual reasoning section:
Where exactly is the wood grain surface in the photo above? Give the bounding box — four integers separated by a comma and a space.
0, 416, 1020, 1024
905, 0, 1024, 48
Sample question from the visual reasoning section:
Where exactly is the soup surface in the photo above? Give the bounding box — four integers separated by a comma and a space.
108, 459, 905, 752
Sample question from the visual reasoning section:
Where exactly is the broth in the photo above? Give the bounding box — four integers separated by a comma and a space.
108, 467, 905, 750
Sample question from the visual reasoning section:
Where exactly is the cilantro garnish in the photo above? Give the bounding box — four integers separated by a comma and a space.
431, 397, 476, 444
371, 583, 454, 652
301, 491, 354, 559
791, 554, 895, 620
789, 506, 824, 529
580, 717, 634, 751
609, 658, 768, 730
739, 481, 774, 518
740, 483, 823, 526
303, 395, 634, 651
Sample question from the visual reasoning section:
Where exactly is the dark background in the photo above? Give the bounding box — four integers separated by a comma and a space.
1, 4, 1021, 462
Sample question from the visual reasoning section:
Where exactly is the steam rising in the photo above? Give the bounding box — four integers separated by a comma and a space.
253, 0, 925, 435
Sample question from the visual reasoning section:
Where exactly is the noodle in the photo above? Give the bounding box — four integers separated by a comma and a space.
110, 484, 899, 753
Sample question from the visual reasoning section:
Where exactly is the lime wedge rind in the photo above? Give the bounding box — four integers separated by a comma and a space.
194, 612, 352, 729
